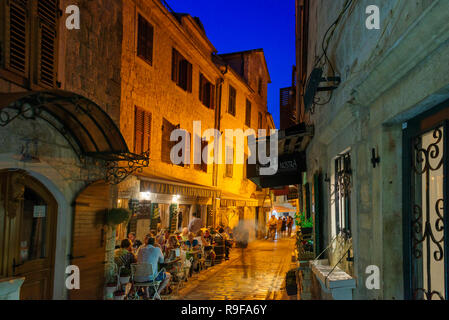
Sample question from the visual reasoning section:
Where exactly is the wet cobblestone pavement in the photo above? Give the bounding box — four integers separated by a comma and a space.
172, 237, 296, 300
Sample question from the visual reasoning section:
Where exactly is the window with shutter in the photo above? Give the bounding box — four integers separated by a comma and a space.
2, 0, 59, 88
258, 112, 263, 129
4, 0, 28, 76
134, 107, 151, 155
37, 0, 58, 87
171, 48, 192, 92
161, 118, 183, 166
195, 140, 208, 172
245, 99, 251, 127
137, 14, 154, 66
225, 145, 233, 178
228, 85, 236, 116
199, 73, 215, 109
134, 108, 144, 155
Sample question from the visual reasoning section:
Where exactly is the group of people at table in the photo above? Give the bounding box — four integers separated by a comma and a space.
114, 220, 233, 299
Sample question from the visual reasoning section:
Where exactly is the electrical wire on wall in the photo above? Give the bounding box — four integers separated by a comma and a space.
306, 0, 357, 112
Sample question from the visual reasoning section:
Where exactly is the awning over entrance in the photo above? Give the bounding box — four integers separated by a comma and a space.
220, 192, 259, 207
247, 123, 313, 188
273, 205, 296, 213
139, 174, 220, 199
0, 90, 149, 184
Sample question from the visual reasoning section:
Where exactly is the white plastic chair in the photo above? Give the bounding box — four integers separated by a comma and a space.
130, 263, 165, 300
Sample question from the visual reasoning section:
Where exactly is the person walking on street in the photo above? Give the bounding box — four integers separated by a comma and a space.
287, 216, 294, 237
277, 217, 283, 239
267, 215, 278, 240
281, 217, 287, 237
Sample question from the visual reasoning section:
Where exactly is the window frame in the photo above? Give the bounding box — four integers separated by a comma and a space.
1, 0, 59, 89
136, 14, 154, 66
199, 73, 215, 109
228, 85, 236, 116
133, 106, 151, 155
172, 48, 192, 92
245, 99, 252, 127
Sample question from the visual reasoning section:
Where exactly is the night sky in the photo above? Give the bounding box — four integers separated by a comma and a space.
167, 0, 296, 129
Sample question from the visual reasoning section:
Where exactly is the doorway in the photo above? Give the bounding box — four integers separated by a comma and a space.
0, 170, 57, 300
403, 102, 449, 300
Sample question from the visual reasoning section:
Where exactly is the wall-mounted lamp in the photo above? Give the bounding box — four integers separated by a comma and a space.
324, 173, 331, 183
172, 194, 180, 203
371, 148, 380, 168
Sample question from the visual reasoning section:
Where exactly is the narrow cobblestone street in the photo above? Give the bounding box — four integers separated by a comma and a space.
173, 237, 296, 300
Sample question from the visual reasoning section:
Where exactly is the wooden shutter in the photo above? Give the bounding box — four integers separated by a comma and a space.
228, 85, 236, 115
4, 0, 29, 75
134, 107, 151, 154
134, 107, 144, 154
246, 100, 251, 127
201, 140, 208, 172
70, 182, 110, 300
137, 14, 153, 65
210, 83, 215, 109
162, 118, 175, 164
36, 0, 58, 87
186, 61, 192, 92
144, 111, 151, 153
199, 73, 204, 102
171, 48, 179, 82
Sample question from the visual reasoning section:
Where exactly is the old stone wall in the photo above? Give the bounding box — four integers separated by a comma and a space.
303, 0, 449, 299
120, 0, 218, 187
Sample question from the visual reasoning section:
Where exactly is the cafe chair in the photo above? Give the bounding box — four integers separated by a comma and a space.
130, 263, 165, 300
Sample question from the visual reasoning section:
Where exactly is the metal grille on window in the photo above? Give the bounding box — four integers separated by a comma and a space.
334, 152, 351, 238
411, 126, 446, 300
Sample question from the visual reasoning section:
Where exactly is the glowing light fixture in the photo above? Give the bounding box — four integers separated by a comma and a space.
140, 192, 151, 200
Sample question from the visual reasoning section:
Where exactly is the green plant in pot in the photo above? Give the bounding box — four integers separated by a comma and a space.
106, 208, 131, 226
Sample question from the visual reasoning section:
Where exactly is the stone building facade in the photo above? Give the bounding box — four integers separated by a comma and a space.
0, 0, 130, 300
116, 0, 273, 243
0, 0, 273, 300
297, 0, 449, 300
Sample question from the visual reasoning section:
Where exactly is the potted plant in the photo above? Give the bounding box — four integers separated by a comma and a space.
105, 208, 131, 226
105, 281, 117, 295
113, 289, 126, 300
119, 268, 131, 285
285, 269, 297, 296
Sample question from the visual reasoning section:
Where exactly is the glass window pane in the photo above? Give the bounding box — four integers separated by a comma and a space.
19, 188, 48, 263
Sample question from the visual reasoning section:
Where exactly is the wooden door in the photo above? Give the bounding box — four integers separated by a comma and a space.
69, 181, 110, 300
0, 170, 57, 300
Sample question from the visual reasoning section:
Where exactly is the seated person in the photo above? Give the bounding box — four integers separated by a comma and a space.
180, 227, 189, 242
217, 228, 231, 260
114, 239, 137, 271
203, 229, 214, 245
164, 235, 182, 276
183, 232, 200, 251
183, 232, 201, 272
195, 230, 208, 248
164, 235, 181, 259
136, 235, 171, 298
128, 232, 142, 254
